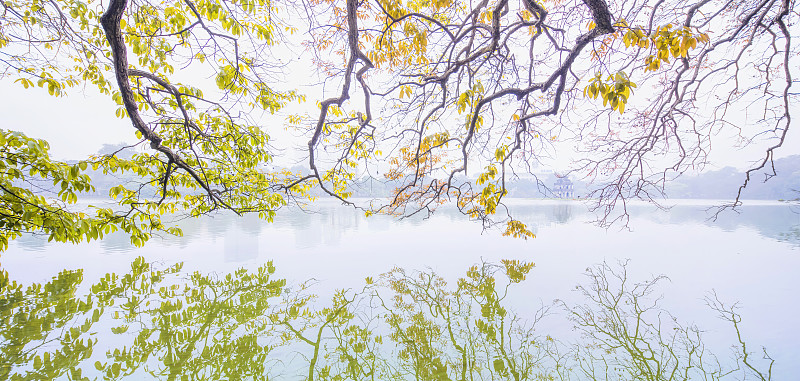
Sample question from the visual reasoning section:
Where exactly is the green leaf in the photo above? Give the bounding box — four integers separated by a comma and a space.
493, 358, 505, 373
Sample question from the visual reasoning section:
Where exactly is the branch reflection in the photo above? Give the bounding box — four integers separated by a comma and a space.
1, 258, 775, 380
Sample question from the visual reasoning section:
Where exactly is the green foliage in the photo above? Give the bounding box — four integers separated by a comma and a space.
0, 267, 98, 381
377, 261, 542, 380
0, 0, 310, 250
2, 257, 287, 380
0, 129, 171, 250
91, 258, 284, 380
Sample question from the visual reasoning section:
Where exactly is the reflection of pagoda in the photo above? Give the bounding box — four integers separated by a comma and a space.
553, 176, 574, 198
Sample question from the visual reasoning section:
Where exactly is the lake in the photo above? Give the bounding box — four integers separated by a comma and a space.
2, 199, 798, 379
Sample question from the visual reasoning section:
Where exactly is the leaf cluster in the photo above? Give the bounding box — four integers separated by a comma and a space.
0, 130, 167, 250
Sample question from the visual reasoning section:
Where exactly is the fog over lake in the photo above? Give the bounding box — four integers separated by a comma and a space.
3, 199, 799, 378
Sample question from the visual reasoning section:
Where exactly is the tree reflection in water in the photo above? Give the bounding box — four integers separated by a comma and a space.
1, 258, 774, 380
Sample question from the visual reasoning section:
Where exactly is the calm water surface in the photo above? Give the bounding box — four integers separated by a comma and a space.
3, 199, 799, 378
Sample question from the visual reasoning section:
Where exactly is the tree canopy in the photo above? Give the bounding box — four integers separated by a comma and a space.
0, 0, 796, 247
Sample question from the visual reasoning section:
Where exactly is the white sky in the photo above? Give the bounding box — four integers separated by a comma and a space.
1, 81, 134, 159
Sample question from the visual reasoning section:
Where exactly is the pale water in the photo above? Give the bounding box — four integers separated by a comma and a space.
2, 199, 799, 379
